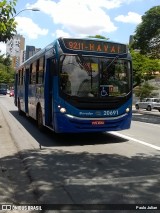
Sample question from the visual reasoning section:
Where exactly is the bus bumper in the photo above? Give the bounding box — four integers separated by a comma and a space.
54, 112, 132, 133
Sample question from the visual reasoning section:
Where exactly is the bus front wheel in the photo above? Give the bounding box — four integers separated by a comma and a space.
37, 106, 44, 131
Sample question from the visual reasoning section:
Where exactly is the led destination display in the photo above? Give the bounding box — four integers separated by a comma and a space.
63, 38, 127, 54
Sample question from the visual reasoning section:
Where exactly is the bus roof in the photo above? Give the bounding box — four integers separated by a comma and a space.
17, 37, 128, 69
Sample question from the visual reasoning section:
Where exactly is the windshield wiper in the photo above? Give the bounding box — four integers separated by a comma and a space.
76, 54, 92, 75
103, 56, 119, 72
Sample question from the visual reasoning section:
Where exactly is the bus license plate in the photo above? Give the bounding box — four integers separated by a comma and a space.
92, 121, 105, 125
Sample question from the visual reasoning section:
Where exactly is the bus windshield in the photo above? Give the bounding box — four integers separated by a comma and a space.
59, 55, 131, 98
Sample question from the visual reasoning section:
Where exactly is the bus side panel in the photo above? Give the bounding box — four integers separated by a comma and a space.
44, 63, 49, 126
14, 74, 18, 106
25, 69, 29, 113
44, 56, 56, 128
28, 84, 37, 119
17, 84, 25, 113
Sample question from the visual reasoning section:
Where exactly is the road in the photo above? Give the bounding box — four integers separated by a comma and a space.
0, 95, 160, 213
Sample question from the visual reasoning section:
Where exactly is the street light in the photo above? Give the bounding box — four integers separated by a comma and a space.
13, 8, 40, 18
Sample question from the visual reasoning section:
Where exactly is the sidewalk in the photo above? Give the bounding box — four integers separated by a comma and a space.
0, 106, 36, 207
132, 105, 160, 117
0, 104, 73, 212
132, 106, 160, 124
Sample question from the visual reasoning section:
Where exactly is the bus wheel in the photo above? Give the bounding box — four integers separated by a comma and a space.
37, 106, 44, 131
18, 100, 23, 115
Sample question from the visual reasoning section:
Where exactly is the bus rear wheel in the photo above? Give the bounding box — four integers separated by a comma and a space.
18, 100, 23, 115
37, 106, 44, 131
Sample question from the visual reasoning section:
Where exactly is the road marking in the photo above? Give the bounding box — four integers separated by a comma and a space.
110, 131, 160, 151
133, 121, 160, 128
65, 174, 160, 185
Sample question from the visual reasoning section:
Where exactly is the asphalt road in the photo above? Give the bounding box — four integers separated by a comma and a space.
0, 95, 160, 213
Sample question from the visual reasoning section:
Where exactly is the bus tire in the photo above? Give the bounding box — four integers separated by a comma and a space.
18, 100, 23, 115
37, 106, 44, 131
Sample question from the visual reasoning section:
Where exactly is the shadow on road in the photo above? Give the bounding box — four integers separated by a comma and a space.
1, 149, 160, 209
0, 109, 159, 212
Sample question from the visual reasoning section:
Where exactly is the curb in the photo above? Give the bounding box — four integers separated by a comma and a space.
132, 109, 160, 117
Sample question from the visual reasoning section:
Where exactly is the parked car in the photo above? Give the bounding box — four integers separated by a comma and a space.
153, 103, 160, 112
135, 98, 160, 111
9, 90, 14, 97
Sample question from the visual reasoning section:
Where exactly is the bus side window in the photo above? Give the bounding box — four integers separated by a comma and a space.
29, 62, 36, 84
21, 68, 24, 85
37, 57, 44, 84
36, 59, 40, 84
18, 70, 21, 85
32, 61, 36, 84
18, 69, 23, 85
29, 64, 32, 84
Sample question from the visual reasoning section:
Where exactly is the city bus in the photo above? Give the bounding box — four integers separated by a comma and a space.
15, 37, 132, 133
0, 83, 7, 95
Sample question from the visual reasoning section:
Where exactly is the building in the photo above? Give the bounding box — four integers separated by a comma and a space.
6, 34, 25, 69
6, 35, 41, 68
129, 35, 134, 46
25, 45, 41, 60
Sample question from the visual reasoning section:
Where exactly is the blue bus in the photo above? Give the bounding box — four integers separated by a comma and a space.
15, 37, 132, 133
0, 83, 7, 95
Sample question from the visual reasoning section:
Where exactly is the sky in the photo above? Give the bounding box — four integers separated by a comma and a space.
0, 0, 159, 55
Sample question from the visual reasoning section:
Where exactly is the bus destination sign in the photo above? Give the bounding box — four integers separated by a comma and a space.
63, 39, 127, 54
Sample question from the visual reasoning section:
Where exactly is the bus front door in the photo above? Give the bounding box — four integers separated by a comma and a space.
45, 57, 55, 128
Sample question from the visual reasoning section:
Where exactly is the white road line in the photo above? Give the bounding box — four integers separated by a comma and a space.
110, 131, 160, 151
65, 174, 160, 185
132, 121, 160, 128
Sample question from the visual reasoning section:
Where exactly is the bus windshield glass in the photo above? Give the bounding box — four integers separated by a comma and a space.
59, 55, 131, 98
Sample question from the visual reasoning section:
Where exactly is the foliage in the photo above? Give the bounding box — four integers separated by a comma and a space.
0, 0, 17, 42
88, 35, 109, 40
134, 82, 158, 100
131, 50, 160, 87
132, 6, 160, 59
0, 54, 15, 84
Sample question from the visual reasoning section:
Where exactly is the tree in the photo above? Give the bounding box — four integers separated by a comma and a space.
0, 53, 15, 84
131, 50, 160, 87
132, 6, 160, 59
88, 35, 109, 40
0, 0, 17, 42
0, 64, 15, 84
134, 82, 158, 100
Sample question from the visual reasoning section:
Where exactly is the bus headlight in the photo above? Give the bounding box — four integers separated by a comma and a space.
60, 107, 66, 113
126, 108, 130, 113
